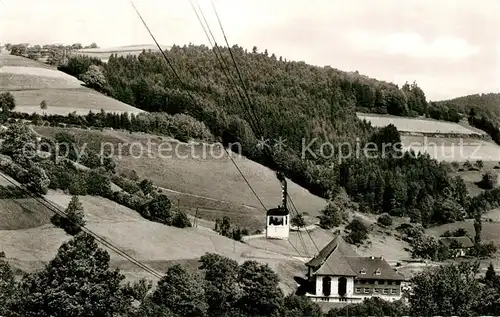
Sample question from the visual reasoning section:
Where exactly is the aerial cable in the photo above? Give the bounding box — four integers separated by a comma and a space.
209, 2, 336, 270
210, 0, 265, 137
0, 173, 164, 279
130, 0, 269, 215
188, 0, 263, 137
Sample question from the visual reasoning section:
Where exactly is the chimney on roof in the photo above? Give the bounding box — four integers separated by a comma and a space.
381, 256, 384, 260
370, 256, 374, 260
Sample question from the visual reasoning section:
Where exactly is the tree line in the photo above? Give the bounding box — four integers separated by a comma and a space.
3, 43, 478, 228
2, 231, 500, 317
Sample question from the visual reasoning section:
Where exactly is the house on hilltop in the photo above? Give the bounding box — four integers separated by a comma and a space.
304, 235, 406, 304
439, 236, 474, 257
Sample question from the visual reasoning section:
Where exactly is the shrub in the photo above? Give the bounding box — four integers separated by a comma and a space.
172, 211, 192, 228
139, 179, 155, 196
25, 164, 50, 195
68, 171, 88, 195
145, 194, 173, 224
86, 169, 112, 196
291, 214, 306, 228
345, 219, 368, 244
481, 171, 498, 189
318, 200, 348, 229
111, 175, 142, 195
50, 196, 86, 235
80, 150, 102, 169
377, 213, 393, 227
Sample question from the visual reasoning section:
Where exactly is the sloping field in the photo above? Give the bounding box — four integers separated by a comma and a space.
1, 190, 306, 292
246, 227, 411, 263
0, 65, 84, 90
11, 88, 145, 115
401, 136, 500, 162
357, 113, 485, 136
425, 218, 500, 244
75, 44, 171, 62
33, 127, 328, 230
0, 54, 145, 116
0, 73, 82, 90
0, 52, 55, 69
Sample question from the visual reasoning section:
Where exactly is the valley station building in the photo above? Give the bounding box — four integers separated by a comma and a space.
304, 235, 406, 303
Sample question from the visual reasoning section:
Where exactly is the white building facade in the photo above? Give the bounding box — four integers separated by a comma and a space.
266, 207, 290, 239
305, 236, 406, 303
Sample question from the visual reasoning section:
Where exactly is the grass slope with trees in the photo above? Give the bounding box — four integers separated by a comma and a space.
23, 46, 478, 229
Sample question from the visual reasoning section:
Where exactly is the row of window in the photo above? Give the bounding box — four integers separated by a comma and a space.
354, 280, 400, 285
355, 288, 398, 295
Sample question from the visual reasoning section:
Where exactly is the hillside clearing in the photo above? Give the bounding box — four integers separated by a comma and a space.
74, 44, 171, 62
1, 189, 306, 293
0, 52, 55, 69
401, 136, 500, 162
0, 54, 145, 116
0, 65, 83, 90
358, 113, 485, 135
11, 88, 145, 115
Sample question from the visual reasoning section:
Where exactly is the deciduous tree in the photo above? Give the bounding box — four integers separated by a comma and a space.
14, 233, 130, 317
152, 264, 207, 317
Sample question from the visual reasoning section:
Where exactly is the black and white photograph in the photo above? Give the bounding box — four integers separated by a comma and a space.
0, 0, 499, 316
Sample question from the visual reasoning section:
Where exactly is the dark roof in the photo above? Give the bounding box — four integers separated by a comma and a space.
266, 207, 289, 216
439, 236, 474, 248
306, 235, 405, 281
345, 257, 406, 281
306, 235, 358, 267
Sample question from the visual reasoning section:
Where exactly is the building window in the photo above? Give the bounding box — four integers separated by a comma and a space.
391, 289, 397, 295
355, 288, 361, 294
374, 280, 378, 285
373, 288, 379, 294
375, 268, 381, 275
383, 289, 388, 295
364, 288, 369, 294
360, 268, 366, 275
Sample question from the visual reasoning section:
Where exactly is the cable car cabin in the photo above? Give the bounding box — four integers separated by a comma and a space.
266, 207, 290, 239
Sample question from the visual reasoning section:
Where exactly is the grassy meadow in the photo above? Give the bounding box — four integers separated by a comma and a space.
0, 53, 144, 115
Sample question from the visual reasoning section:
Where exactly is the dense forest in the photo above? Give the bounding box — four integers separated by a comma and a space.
436, 93, 500, 144
1, 232, 500, 317
11, 45, 477, 227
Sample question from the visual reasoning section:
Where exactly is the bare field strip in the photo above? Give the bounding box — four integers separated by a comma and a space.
33, 127, 327, 229
1, 191, 303, 291
74, 44, 171, 61
0, 73, 82, 90
401, 136, 500, 162
12, 88, 145, 115
357, 113, 485, 135
0, 53, 55, 69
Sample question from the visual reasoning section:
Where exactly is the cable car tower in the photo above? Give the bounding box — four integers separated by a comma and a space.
265, 171, 290, 239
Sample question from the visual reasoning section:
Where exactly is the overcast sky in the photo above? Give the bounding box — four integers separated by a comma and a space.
1, 0, 499, 101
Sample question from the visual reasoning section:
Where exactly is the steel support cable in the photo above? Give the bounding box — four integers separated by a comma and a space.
0, 173, 164, 279
188, 0, 263, 138
208, 5, 323, 266
210, 1, 265, 137
130, 0, 269, 215
210, 3, 336, 271
190, 4, 307, 260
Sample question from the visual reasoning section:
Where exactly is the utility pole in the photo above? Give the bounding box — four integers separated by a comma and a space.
194, 208, 199, 227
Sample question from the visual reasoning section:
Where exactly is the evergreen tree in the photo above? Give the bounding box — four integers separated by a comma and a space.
0, 252, 16, 316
